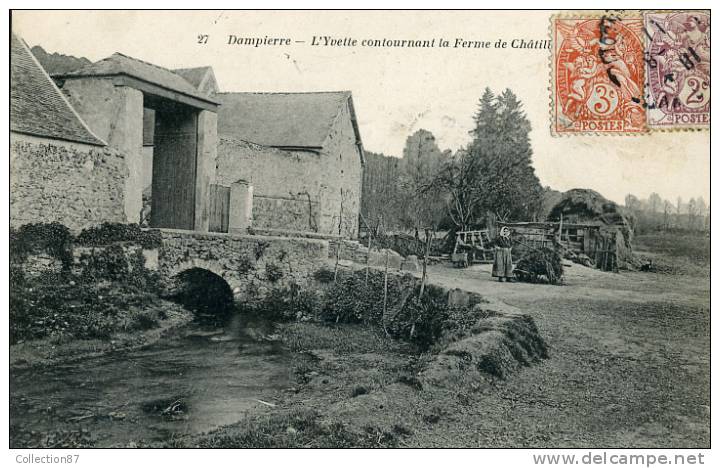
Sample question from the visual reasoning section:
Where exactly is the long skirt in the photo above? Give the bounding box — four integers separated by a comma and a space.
492, 247, 513, 278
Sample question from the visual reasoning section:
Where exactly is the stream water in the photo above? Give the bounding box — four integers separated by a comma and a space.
10, 313, 293, 447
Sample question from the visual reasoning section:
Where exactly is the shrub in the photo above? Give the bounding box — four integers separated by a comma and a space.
320, 271, 386, 324
126, 249, 161, 291
9, 222, 74, 269
244, 283, 322, 322
79, 244, 129, 282
319, 270, 477, 350
9, 277, 162, 344
75, 222, 161, 249
125, 309, 161, 331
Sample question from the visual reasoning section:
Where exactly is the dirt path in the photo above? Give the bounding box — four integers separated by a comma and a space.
415, 263, 710, 447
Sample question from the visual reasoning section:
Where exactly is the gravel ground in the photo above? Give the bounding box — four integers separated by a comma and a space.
412, 262, 710, 447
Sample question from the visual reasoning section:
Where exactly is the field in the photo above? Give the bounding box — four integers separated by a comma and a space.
174, 231, 709, 448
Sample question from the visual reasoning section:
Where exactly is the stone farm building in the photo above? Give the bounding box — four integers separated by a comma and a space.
216, 92, 364, 238
10, 32, 365, 239
10, 33, 127, 231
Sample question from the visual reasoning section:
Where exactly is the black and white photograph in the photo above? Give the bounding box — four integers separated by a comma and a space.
5, 6, 713, 462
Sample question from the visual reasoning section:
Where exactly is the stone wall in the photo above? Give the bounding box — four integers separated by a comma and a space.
321, 100, 364, 237
216, 100, 363, 238
59, 79, 145, 224
328, 239, 405, 270
157, 229, 330, 301
10, 133, 127, 231
252, 195, 320, 232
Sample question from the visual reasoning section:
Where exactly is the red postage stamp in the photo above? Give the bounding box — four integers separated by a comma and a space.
552, 15, 646, 134
644, 11, 710, 129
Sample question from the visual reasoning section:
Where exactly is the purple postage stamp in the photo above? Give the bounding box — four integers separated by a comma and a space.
644, 11, 710, 129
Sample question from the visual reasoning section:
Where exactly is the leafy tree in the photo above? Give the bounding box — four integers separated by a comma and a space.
647, 192, 662, 214
467, 88, 543, 221
398, 130, 447, 230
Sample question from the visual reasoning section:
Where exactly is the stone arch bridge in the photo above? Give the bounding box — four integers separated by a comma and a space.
153, 229, 331, 299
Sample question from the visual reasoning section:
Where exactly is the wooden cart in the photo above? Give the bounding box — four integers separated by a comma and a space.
452, 229, 494, 265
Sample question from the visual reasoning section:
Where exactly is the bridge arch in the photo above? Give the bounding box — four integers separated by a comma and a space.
166, 258, 231, 285
170, 265, 236, 317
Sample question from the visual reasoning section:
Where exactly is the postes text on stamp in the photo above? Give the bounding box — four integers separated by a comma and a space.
644, 11, 710, 129
553, 15, 646, 135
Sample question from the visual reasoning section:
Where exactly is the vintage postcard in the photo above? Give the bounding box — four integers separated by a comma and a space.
7, 8, 711, 459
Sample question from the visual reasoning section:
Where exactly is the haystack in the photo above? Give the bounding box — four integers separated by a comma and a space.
548, 188, 636, 268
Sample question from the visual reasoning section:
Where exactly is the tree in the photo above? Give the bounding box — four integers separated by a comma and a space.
423, 148, 483, 231
398, 130, 447, 231
663, 199, 672, 230
467, 88, 543, 222
648, 192, 662, 214
687, 197, 697, 230
625, 194, 640, 211
361, 151, 403, 234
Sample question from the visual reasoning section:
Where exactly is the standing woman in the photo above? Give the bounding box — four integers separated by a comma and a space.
492, 226, 514, 282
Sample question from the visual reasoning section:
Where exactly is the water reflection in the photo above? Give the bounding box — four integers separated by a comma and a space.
10, 310, 291, 447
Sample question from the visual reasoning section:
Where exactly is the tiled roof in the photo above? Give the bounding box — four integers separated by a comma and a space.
217, 91, 354, 149
10, 33, 105, 146
55, 53, 218, 104
173, 66, 212, 89
174, 66, 218, 97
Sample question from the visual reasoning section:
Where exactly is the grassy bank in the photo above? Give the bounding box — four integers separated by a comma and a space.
164, 305, 546, 448
10, 222, 191, 367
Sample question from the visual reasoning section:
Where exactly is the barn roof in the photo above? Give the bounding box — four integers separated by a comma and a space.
173, 66, 212, 88
216, 91, 363, 151
174, 66, 218, 97
54, 53, 219, 105
10, 33, 105, 146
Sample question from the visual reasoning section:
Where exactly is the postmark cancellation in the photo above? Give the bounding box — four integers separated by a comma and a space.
551, 11, 710, 135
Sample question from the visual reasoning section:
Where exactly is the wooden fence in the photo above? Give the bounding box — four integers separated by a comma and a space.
209, 184, 230, 233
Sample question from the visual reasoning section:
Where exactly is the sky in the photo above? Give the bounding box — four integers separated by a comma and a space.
12, 10, 710, 205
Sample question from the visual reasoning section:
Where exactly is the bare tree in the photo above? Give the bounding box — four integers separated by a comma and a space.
663, 199, 672, 230
687, 197, 697, 230
625, 194, 640, 212
423, 149, 483, 231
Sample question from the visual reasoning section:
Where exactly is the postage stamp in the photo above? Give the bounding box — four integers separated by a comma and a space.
644, 11, 710, 129
552, 14, 647, 135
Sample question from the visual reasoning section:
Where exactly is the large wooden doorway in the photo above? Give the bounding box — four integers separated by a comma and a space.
150, 101, 198, 230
